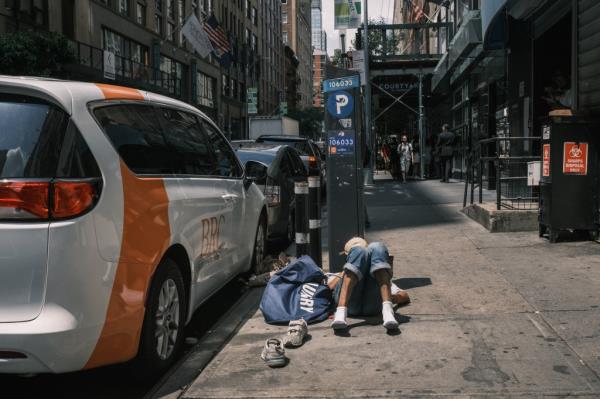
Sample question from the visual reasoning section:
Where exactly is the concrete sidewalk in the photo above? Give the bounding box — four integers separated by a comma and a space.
179, 177, 600, 398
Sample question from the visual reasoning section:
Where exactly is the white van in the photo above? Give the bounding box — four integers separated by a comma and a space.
0, 77, 267, 375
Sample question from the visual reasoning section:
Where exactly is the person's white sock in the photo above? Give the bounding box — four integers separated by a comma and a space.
331, 306, 348, 329
382, 301, 398, 329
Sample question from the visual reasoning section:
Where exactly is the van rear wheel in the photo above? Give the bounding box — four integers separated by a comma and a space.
134, 258, 186, 378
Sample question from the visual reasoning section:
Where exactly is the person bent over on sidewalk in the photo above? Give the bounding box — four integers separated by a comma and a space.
327, 238, 409, 331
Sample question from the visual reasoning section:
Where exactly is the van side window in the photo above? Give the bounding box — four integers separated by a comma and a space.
94, 105, 173, 175
160, 108, 215, 176
200, 120, 243, 178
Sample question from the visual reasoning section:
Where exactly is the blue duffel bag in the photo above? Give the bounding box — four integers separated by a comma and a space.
260, 255, 333, 324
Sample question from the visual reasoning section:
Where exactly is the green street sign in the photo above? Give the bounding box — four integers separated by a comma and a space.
280, 101, 288, 115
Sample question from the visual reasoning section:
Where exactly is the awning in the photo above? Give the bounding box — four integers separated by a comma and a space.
482, 0, 552, 49
481, 0, 507, 50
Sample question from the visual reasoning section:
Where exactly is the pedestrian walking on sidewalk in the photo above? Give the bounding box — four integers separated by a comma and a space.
397, 134, 412, 183
411, 134, 421, 178
327, 238, 407, 331
436, 124, 455, 183
389, 136, 400, 180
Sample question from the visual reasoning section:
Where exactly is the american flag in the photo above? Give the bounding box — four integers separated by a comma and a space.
203, 15, 233, 68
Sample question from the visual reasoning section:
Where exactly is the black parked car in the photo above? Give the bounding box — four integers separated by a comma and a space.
254, 135, 326, 192
236, 144, 307, 242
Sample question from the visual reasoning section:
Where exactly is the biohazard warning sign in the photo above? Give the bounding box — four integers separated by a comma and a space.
543, 144, 550, 177
563, 142, 588, 175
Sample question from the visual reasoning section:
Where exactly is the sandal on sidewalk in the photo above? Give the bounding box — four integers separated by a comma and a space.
283, 319, 308, 348
261, 338, 287, 368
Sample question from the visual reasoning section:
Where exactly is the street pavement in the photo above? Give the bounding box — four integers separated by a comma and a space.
173, 175, 600, 398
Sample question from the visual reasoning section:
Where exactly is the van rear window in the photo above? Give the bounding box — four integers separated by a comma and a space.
0, 96, 68, 178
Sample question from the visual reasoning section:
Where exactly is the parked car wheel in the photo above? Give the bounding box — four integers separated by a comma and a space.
134, 258, 186, 378
252, 214, 267, 274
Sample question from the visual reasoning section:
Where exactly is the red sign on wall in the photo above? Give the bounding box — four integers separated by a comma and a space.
563, 142, 588, 175
543, 144, 550, 177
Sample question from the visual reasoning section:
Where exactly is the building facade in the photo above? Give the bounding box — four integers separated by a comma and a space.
311, 0, 326, 53
0, 0, 284, 139
312, 49, 326, 108
282, 0, 312, 109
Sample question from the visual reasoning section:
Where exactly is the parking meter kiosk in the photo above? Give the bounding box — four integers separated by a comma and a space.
324, 75, 365, 271
539, 116, 600, 242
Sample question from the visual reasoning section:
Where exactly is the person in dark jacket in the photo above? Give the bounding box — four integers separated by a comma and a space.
436, 124, 455, 183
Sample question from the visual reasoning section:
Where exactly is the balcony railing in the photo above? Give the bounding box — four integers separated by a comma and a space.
66, 40, 183, 99
357, 22, 453, 63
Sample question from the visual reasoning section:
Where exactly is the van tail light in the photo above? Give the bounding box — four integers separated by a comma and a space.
0, 179, 99, 220
52, 181, 97, 219
0, 181, 50, 219
265, 177, 280, 207
308, 155, 318, 170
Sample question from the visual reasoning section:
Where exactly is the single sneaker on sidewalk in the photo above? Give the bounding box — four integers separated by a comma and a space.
261, 338, 287, 368
331, 306, 348, 330
283, 319, 308, 348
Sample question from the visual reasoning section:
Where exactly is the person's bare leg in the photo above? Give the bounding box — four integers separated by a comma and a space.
374, 270, 398, 330
374, 269, 392, 302
332, 271, 358, 329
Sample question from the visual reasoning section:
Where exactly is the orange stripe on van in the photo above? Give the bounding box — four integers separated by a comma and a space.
95, 83, 144, 100
85, 162, 171, 369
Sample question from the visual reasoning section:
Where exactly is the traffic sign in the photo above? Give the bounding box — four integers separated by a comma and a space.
326, 90, 354, 119
247, 87, 258, 114
323, 76, 360, 93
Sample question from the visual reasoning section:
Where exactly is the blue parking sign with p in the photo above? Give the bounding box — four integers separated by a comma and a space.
327, 90, 354, 119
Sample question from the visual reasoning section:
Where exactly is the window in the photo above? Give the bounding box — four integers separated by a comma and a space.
197, 72, 215, 108
160, 108, 215, 176
160, 55, 184, 96
201, 120, 242, 178
0, 95, 68, 178
103, 28, 149, 77
94, 105, 174, 175
155, 14, 162, 34
119, 0, 129, 16
282, 32, 288, 43
178, 0, 185, 44
282, 11, 287, 23
155, 0, 162, 11
222, 74, 229, 96
167, 0, 174, 19
167, 22, 175, 41
136, 2, 146, 24
251, 6, 257, 25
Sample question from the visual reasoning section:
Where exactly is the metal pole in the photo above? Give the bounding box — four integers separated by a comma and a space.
364, 0, 374, 184
294, 181, 309, 257
418, 73, 424, 179
308, 176, 322, 267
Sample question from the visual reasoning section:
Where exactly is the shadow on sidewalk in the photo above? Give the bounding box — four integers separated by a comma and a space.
393, 277, 432, 290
